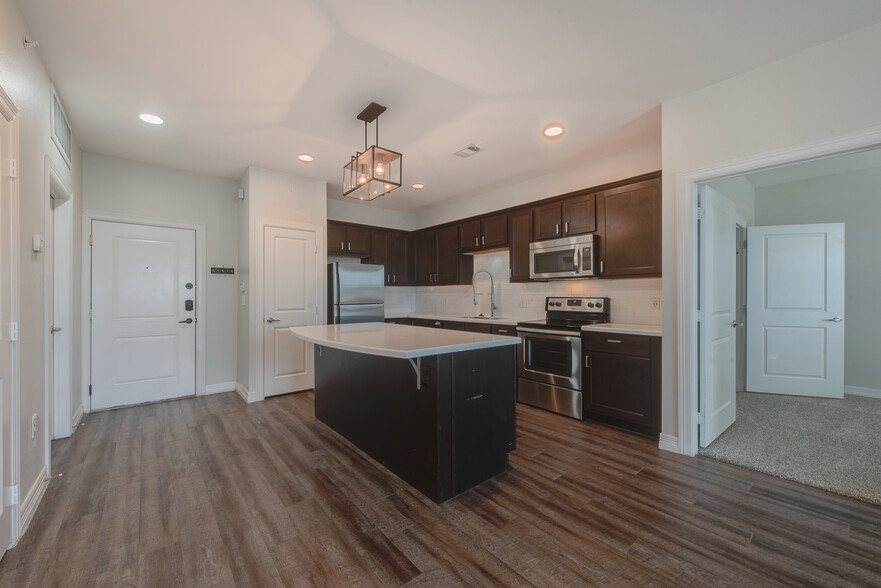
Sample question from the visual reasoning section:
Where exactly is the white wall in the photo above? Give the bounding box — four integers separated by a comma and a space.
661, 21, 881, 440
326, 196, 418, 231
0, 0, 84, 519
755, 166, 881, 392
83, 153, 239, 389
414, 141, 660, 227
238, 166, 327, 396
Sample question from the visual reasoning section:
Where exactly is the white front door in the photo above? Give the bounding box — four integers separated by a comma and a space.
746, 223, 845, 398
699, 186, 738, 447
91, 221, 197, 410
263, 225, 317, 397
0, 96, 17, 552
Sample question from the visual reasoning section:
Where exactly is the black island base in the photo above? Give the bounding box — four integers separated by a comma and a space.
313, 345, 517, 503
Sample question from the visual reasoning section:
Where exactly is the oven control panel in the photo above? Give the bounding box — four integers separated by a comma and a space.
545, 297, 609, 313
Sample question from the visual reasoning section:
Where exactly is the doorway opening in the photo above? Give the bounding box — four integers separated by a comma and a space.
694, 146, 881, 505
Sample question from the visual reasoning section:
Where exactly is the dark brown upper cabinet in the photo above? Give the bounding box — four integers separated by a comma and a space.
561, 193, 596, 236
508, 208, 533, 282
533, 193, 596, 241
533, 202, 563, 241
459, 213, 509, 252
389, 232, 411, 286
596, 177, 661, 278
327, 221, 371, 257
413, 225, 471, 285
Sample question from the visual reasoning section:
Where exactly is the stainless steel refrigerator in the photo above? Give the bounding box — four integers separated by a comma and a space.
327, 262, 385, 324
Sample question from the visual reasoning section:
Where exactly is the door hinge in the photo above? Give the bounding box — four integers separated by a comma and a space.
89, 234, 93, 246
88, 384, 92, 397
696, 310, 705, 323
8, 158, 16, 179
4, 485, 18, 506
697, 411, 705, 430
696, 207, 705, 220
9, 322, 18, 341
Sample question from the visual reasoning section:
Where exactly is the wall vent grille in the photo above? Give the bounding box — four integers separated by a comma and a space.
50, 85, 72, 168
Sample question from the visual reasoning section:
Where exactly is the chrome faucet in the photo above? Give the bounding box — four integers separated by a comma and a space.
471, 270, 496, 318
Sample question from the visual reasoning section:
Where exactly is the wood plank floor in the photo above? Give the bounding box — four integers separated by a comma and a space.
2, 391, 880, 587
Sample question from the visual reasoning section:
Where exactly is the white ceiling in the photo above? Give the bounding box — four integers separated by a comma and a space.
19, 0, 881, 211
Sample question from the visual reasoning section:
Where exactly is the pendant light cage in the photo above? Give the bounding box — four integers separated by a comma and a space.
343, 103, 402, 201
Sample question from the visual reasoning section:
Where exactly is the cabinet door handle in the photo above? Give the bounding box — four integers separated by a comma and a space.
340, 241, 344, 251
607, 339, 622, 344
475, 237, 479, 246
564, 221, 568, 233
555, 223, 560, 235
584, 355, 592, 368
348, 242, 351, 251
393, 275, 396, 283
600, 260, 604, 273
481, 235, 485, 245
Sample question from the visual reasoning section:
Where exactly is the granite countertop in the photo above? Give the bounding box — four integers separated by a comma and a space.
580, 323, 662, 337
290, 323, 521, 359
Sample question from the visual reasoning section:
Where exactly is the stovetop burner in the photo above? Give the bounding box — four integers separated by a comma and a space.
517, 297, 610, 332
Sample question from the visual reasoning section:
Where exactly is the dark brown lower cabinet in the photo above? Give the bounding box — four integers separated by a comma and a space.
583, 332, 660, 438
464, 322, 492, 334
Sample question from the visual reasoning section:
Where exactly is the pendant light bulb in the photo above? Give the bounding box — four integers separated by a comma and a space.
358, 173, 367, 185
375, 162, 384, 176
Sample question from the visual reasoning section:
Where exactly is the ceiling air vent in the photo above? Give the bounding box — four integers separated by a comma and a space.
50, 85, 72, 168
453, 144, 482, 158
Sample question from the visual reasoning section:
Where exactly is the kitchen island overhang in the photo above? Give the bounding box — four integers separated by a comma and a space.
290, 323, 521, 503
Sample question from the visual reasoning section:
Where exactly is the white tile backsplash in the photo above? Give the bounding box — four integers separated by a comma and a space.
386, 250, 662, 324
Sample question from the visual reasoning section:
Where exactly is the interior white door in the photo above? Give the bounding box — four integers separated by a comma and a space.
699, 186, 738, 447
746, 223, 845, 398
0, 105, 16, 552
263, 225, 317, 397
91, 221, 197, 410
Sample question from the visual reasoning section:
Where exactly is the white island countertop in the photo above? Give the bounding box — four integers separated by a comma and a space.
581, 323, 662, 337
290, 323, 521, 359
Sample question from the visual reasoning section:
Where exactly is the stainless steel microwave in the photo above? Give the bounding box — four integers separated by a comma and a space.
529, 234, 596, 280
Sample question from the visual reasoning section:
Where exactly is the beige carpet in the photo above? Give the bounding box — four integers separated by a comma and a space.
699, 391, 881, 505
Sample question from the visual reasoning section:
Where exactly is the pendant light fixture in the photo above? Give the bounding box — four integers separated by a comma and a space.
343, 102, 402, 201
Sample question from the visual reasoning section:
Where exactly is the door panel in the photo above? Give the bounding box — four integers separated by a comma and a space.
699, 186, 737, 447
346, 226, 371, 256
562, 193, 596, 235
413, 230, 435, 284
481, 214, 508, 248
533, 202, 562, 241
509, 209, 532, 281
459, 220, 480, 251
747, 223, 845, 398
0, 107, 15, 550
92, 221, 196, 410
436, 225, 460, 284
263, 225, 317, 397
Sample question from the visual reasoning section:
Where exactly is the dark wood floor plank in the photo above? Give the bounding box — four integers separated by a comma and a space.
2, 391, 880, 587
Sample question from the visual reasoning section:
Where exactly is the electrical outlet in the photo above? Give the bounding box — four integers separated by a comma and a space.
651, 297, 661, 311
31, 414, 37, 440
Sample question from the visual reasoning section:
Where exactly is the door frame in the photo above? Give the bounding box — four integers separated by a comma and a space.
252, 217, 325, 402
0, 83, 21, 547
81, 211, 206, 413
675, 124, 881, 456
44, 156, 74, 441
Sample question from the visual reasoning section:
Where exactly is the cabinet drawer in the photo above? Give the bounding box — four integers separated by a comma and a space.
464, 322, 492, 334
582, 332, 650, 357
490, 324, 516, 336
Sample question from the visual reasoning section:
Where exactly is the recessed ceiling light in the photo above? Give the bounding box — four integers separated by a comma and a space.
411, 183, 425, 190
297, 153, 314, 162
543, 123, 564, 138
139, 113, 164, 125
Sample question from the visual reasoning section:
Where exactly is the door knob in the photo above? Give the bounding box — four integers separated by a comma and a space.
823, 316, 843, 322
731, 321, 740, 327
178, 318, 193, 324
50, 326, 62, 333
266, 317, 281, 323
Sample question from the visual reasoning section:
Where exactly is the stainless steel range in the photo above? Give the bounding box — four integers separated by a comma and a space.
516, 296, 610, 419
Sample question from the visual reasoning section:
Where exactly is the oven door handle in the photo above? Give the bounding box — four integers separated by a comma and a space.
517, 327, 581, 338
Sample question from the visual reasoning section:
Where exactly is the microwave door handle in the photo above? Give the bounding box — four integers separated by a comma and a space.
573, 247, 580, 271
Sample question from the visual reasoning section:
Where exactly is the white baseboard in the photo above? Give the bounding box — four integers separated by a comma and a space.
202, 381, 236, 396
845, 385, 881, 400
236, 382, 259, 403
658, 433, 681, 453
19, 465, 49, 539
70, 404, 83, 430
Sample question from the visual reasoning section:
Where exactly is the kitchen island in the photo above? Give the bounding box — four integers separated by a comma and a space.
289, 323, 520, 503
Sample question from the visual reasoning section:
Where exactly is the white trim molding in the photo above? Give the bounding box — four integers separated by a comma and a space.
658, 434, 681, 453
676, 124, 881, 457
18, 465, 49, 540
81, 210, 208, 413
203, 381, 236, 396
70, 404, 83, 429
235, 382, 258, 403
845, 386, 881, 400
